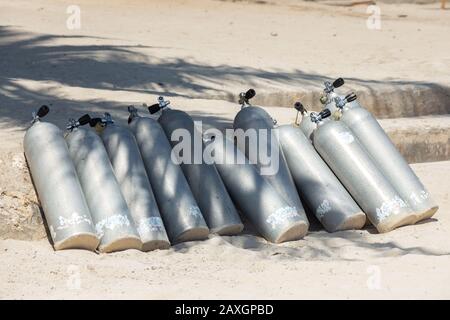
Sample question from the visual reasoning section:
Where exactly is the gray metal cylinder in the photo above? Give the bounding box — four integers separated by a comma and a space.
158, 109, 243, 235
278, 124, 366, 232
24, 121, 99, 251
100, 123, 170, 251
65, 127, 142, 252
233, 106, 309, 230
312, 119, 415, 233
206, 135, 308, 243
337, 104, 438, 223
128, 115, 209, 243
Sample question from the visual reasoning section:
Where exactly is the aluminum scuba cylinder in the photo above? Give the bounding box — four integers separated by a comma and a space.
233, 89, 309, 235
277, 103, 366, 232
127, 106, 209, 243
311, 106, 416, 233
147, 97, 243, 235
329, 90, 438, 224
23, 106, 99, 251
65, 115, 142, 253
203, 134, 308, 243
93, 113, 170, 251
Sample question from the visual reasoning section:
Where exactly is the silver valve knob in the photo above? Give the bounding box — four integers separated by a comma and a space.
334, 92, 357, 109
147, 96, 170, 114
310, 108, 331, 124
31, 105, 50, 124
239, 88, 256, 108
127, 105, 139, 124
324, 78, 345, 94
66, 114, 91, 131
87, 112, 114, 128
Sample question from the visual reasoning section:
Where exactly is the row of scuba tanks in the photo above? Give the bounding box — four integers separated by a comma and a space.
24, 78, 438, 253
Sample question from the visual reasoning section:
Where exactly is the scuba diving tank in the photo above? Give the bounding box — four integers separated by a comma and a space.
277, 103, 366, 232
232, 89, 309, 235
65, 115, 142, 253
311, 105, 416, 233
127, 106, 209, 243
330, 91, 438, 223
92, 113, 170, 251
203, 134, 308, 243
23, 106, 99, 251
147, 97, 243, 236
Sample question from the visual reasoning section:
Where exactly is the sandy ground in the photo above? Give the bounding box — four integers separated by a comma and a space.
1, 161, 449, 300
0, 0, 449, 299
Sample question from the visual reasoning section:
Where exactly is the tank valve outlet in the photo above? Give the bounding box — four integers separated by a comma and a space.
310, 108, 331, 124
334, 92, 357, 110
238, 88, 256, 109
31, 105, 50, 124
88, 112, 114, 132
147, 96, 171, 115
322, 78, 345, 104
66, 114, 91, 131
294, 101, 307, 126
324, 77, 345, 94
127, 105, 139, 124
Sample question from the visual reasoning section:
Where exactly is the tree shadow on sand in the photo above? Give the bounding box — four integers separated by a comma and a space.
1, 25, 449, 130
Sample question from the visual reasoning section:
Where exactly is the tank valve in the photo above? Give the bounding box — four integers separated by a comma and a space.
294, 101, 307, 126
310, 108, 331, 124
88, 112, 114, 132
324, 77, 345, 94
239, 88, 256, 109
334, 92, 357, 110
147, 96, 171, 114
322, 78, 345, 104
31, 105, 50, 124
127, 105, 139, 124
66, 114, 91, 131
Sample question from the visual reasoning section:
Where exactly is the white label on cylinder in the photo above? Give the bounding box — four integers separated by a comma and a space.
266, 206, 300, 229
316, 199, 332, 220
137, 217, 164, 235
56, 212, 92, 231
189, 206, 202, 219
376, 196, 408, 222
95, 214, 131, 238
337, 131, 355, 144
410, 190, 430, 204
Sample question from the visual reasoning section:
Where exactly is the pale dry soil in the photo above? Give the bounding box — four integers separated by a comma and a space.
0, 161, 449, 299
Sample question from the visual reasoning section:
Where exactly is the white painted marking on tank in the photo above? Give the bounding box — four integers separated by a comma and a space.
316, 199, 332, 220
266, 206, 300, 229
56, 212, 92, 231
95, 214, 131, 238
188, 206, 202, 219
376, 196, 408, 222
137, 217, 164, 235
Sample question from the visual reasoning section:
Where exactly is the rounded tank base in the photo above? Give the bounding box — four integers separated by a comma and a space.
333, 212, 367, 232
98, 236, 142, 253
274, 221, 309, 244
375, 212, 416, 233
53, 233, 99, 251
413, 206, 439, 224
174, 227, 210, 244
141, 240, 171, 252
210, 223, 244, 236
